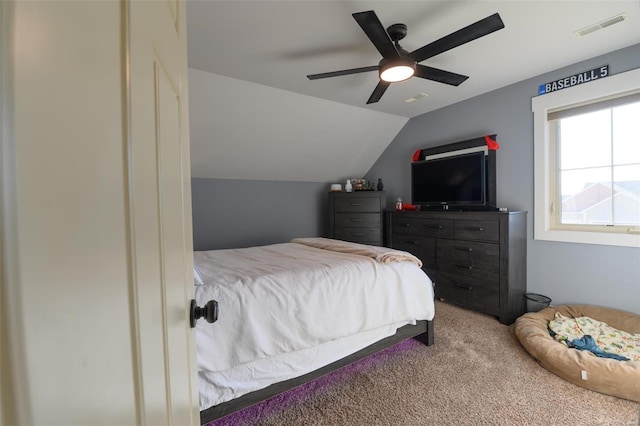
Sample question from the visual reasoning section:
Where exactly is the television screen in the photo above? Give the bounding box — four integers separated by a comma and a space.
412, 151, 486, 207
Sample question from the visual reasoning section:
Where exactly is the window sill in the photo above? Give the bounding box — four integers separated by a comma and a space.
534, 226, 640, 248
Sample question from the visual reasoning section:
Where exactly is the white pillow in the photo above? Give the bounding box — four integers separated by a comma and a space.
193, 263, 204, 286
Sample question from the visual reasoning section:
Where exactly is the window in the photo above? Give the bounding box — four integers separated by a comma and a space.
533, 68, 640, 247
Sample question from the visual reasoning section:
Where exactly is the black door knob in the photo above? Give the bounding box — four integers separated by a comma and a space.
190, 299, 218, 328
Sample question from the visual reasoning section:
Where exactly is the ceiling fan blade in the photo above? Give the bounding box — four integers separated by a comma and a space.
366, 81, 391, 104
307, 65, 379, 80
414, 65, 469, 86
410, 13, 505, 63
352, 10, 399, 59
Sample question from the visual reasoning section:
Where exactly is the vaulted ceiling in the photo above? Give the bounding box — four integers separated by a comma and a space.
186, 1, 640, 182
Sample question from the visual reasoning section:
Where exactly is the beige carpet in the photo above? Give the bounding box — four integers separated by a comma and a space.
220, 301, 639, 426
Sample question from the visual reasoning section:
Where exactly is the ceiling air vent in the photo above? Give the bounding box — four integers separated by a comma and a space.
404, 93, 428, 103
574, 13, 628, 37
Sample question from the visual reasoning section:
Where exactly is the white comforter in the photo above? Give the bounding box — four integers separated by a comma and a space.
195, 238, 434, 409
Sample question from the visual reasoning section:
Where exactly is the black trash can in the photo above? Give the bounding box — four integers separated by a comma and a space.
525, 293, 552, 312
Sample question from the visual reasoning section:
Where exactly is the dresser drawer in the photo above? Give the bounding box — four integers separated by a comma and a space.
334, 197, 381, 212
435, 281, 500, 317
390, 234, 436, 281
334, 213, 380, 228
454, 220, 499, 242
391, 217, 453, 238
334, 228, 381, 244
436, 239, 499, 289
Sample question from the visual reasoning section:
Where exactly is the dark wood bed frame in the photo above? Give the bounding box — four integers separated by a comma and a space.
200, 319, 434, 424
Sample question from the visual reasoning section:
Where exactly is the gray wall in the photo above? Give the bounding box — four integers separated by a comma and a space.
191, 178, 328, 250
366, 44, 640, 314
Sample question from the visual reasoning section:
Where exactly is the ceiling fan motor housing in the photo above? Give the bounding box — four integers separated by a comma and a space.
380, 23, 415, 83
387, 23, 408, 42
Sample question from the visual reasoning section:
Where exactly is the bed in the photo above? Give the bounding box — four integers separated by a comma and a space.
194, 237, 435, 423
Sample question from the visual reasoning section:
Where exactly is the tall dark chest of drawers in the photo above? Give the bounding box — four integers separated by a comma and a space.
387, 210, 527, 324
329, 191, 386, 246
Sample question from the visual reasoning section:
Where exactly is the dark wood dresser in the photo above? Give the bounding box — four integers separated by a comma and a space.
329, 191, 386, 246
386, 210, 527, 324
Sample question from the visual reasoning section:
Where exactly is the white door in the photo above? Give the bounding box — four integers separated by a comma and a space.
0, 1, 198, 425
128, 0, 199, 424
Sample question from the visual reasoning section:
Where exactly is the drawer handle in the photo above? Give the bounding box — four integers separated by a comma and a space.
411, 240, 420, 246
455, 284, 473, 290
351, 232, 364, 236
401, 223, 411, 227
350, 218, 364, 222
350, 203, 363, 206
427, 224, 443, 229
465, 226, 484, 231
455, 246, 473, 252
455, 264, 473, 270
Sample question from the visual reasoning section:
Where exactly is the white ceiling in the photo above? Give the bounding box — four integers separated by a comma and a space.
187, 1, 640, 118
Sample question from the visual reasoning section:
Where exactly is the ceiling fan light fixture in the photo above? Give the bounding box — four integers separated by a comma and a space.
379, 59, 415, 82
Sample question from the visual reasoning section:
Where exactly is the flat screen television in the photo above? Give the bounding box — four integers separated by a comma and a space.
411, 151, 488, 209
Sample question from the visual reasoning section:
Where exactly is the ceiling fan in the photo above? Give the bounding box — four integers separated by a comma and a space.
307, 10, 505, 104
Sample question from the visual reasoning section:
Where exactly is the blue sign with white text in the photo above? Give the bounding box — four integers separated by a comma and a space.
538, 65, 609, 95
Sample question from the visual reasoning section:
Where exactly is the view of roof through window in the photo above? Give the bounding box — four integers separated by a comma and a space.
556, 100, 640, 226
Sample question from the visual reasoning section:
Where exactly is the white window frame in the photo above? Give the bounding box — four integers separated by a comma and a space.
532, 67, 640, 248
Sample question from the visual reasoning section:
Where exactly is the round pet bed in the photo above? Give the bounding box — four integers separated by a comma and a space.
515, 304, 640, 402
